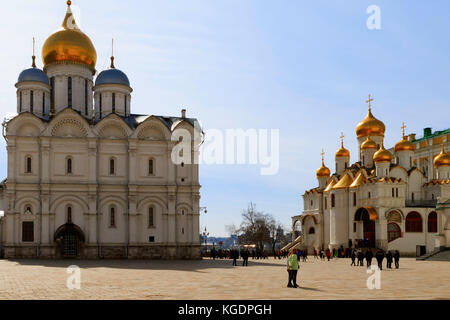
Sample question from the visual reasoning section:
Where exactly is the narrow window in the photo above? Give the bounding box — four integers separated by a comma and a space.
22, 222, 34, 242
68, 77, 72, 108
112, 92, 116, 113
42, 92, 45, 115
392, 188, 395, 197
428, 212, 437, 233
148, 207, 154, 227
324, 197, 327, 209
50, 77, 55, 111
331, 194, 335, 208
149, 159, 154, 175
30, 90, 34, 113
182, 227, 185, 235
396, 188, 398, 197
20, 91, 23, 112
368, 192, 371, 199
67, 158, 72, 174
411, 192, 415, 202
84, 79, 88, 115
149, 236, 155, 243
353, 222, 357, 233
110, 207, 116, 227
26, 156, 32, 173
353, 192, 356, 206
110, 158, 115, 175
67, 206, 72, 223
99, 94, 102, 117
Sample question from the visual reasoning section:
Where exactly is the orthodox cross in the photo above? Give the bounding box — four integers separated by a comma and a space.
366, 94, 374, 111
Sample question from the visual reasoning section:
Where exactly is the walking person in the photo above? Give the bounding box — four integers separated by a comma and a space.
313, 249, 319, 260
357, 249, 364, 266
375, 248, 385, 271
287, 249, 299, 288
365, 248, 373, 268
386, 250, 393, 269
394, 250, 400, 269
232, 249, 238, 266
242, 249, 249, 266
351, 249, 356, 266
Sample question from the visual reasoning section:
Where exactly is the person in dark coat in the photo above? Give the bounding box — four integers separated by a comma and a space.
375, 249, 385, 270
241, 249, 249, 266
394, 250, 400, 269
326, 248, 331, 261
386, 251, 393, 269
365, 248, 373, 268
231, 249, 238, 266
351, 249, 356, 266
357, 249, 364, 266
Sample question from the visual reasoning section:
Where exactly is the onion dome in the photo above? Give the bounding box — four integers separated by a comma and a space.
335, 135, 350, 158
316, 152, 331, 177
42, 1, 97, 73
394, 123, 415, 152
434, 142, 450, 167
356, 96, 385, 138
95, 57, 130, 87
373, 141, 392, 163
361, 137, 378, 150
17, 66, 49, 85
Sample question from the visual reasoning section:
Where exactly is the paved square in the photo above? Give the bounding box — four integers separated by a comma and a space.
0, 257, 448, 300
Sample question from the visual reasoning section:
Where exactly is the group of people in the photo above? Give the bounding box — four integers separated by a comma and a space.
350, 248, 400, 270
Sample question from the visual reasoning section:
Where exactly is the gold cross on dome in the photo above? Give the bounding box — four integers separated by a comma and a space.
340, 132, 345, 144
321, 149, 325, 163
366, 94, 374, 110
401, 122, 406, 138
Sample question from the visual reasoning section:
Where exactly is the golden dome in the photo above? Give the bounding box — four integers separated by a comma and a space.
42, 2, 97, 73
335, 136, 350, 158
394, 138, 415, 152
434, 143, 450, 167
373, 141, 392, 163
316, 153, 331, 177
361, 137, 378, 150
356, 103, 385, 138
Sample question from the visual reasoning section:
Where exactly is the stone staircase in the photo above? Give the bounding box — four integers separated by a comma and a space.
417, 249, 450, 261
281, 235, 304, 252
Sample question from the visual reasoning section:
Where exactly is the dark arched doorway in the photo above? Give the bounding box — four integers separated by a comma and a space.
355, 207, 378, 248
54, 224, 85, 258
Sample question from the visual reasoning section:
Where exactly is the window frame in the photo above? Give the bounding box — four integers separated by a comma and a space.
405, 212, 423, 233
22, 221, 34, 242
148, 206, 155, 228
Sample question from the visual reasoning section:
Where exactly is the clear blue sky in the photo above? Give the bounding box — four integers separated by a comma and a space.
0, 0, 449, 236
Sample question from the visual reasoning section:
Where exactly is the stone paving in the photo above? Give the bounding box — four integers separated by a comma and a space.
0, 257, 448, 300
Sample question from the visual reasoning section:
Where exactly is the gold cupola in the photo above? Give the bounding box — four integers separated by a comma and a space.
394, 122, 415, 152
373, 140, 392, 163
42, 1, 97, 73
434, 142, 450, 167
335, 133, 350, 158
356, 95, 386, 138
361, 137, 378, 150
316, 150, 331, 177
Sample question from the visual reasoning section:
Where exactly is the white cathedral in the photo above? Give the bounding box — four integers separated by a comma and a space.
0, 1, 202, 259
289, 97, 450, 256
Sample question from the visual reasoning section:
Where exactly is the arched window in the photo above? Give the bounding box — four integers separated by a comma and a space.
148, 207, 154, 227
388, 223, 401, 242
30, 90, 34, 113
396, 188, 399, 197
109, 158, 115, 175
148, 159, 154, 175
67, 206, 72, 223
112, 92, 116, 113
331, 194, 335, 207
20, 91, 23, 112
405, 212, 422, 232
42, 92, 46, 115
67, 157, 73, 174
368, 192, 371, 199
428, 212, 437, 233
110, 207, 116, 227
68, 77, 72, 108
308, 227, 315, 234
99, 93, 103, 116
392, 188, 395, 197
26, 156, 32, 173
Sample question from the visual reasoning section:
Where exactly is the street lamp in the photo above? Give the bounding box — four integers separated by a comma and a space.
202, 227, 209, 253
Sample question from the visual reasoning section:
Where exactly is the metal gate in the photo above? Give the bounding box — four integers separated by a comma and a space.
62, 232, 78, 258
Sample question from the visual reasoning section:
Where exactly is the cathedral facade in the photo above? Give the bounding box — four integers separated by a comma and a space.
291, 98, 450, 256
0, 2, 202, 259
